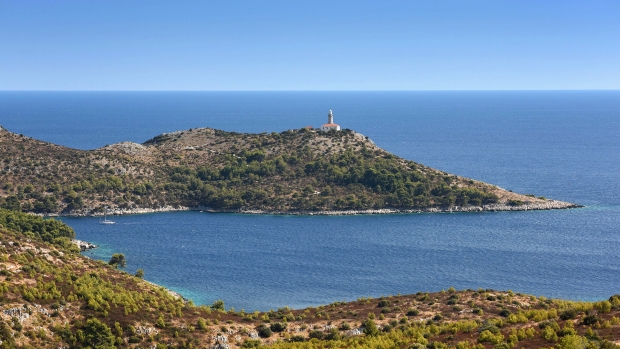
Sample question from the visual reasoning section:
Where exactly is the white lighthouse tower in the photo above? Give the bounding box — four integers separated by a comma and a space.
320, 110, 341, 131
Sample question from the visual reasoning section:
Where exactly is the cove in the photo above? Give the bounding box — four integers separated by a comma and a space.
60, 205, 617, 311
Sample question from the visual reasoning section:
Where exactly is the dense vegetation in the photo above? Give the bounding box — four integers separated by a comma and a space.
0, 209, 617, 348
0, 208, 75, 248
0, 126, 550, 215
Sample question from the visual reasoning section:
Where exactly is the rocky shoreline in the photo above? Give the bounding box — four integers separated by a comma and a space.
211, 199, 582, 216
49, 200, 581, 217
72, 239, 98, 251
52, 205, 191, 217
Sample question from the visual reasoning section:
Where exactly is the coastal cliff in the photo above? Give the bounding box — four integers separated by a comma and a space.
0, 126, 579, 215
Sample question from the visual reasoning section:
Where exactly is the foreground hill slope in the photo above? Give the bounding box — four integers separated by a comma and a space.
0, 125, 577, 215
0, 209, 618, 349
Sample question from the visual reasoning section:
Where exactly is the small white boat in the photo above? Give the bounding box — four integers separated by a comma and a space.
99, 207, 115, 225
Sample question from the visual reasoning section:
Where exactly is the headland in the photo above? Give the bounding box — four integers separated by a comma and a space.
0, 120, 580, 216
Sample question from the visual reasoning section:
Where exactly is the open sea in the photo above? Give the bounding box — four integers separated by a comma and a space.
1, 91, 619, 311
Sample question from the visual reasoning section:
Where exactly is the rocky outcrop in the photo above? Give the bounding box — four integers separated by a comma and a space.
72, 239, 97, 251
57, 205, 191, 217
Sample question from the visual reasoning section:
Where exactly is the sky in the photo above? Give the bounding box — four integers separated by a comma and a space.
1, 1, 619, 91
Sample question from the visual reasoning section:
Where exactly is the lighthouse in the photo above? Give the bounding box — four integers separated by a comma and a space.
320, 110, 341, 131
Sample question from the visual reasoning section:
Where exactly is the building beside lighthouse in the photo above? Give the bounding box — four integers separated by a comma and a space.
320, 110, 341, 131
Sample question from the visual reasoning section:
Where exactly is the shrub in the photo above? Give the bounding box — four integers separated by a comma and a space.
377, 299, 390, 307
542, 326, 558, 342
594, 300, 612, 313
156, 315, 166, 328
197, 317, 207, 330
498, 309, 511, 317
582, 314, 600, 326
478, 323, 500, 334
270, 322, 287, 332
308, 330, 324, 339
11, 317, 22, 332
560, 309, 577, 320
557, 335, 589, 349
407, 308, 420, 316
478, 330, 504, 344
559, 323, 577, 337
211, 299, 225, 311
241, 339, 262, 348
289, 335, 306, 342
257, 325, 272, 338
325, 328, 341, 340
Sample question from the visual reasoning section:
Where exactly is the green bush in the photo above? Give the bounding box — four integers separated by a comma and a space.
241, 339, 262, 348
560, 309, 577, 320
363, 319, 379, 336
270, 322, 287, 332
257, 324, 272, 338
407, 308, 420, 316
498, 309, 511, 317
289, 335, 306, 342
308, 330, 324, 339
377, 299, 391, 307
582, 314, 600, 326
478, 330, 504, 344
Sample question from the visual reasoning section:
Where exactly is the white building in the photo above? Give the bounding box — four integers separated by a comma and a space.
320, 110, 341, 131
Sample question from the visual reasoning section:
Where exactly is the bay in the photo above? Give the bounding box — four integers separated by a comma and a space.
1, 91, 619, 310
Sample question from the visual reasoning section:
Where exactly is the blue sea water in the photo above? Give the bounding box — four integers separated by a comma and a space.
1, 91, 619, 311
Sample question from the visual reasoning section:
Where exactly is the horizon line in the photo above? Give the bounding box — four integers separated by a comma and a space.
1, 89, 619, 92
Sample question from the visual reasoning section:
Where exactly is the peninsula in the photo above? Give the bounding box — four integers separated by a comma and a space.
0, 120, 579, 216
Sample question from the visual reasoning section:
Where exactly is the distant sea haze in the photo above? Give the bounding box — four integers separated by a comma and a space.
2, 91, 619, 310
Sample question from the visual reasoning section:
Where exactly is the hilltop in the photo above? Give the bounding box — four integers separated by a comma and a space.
0, 125, 578, 216
0, 209, 618, 348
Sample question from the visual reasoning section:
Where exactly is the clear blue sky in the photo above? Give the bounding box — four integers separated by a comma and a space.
1, 1, 618, 90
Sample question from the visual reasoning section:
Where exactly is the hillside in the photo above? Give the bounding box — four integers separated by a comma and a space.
0, 125, 578, 215
0, 209, 618, 349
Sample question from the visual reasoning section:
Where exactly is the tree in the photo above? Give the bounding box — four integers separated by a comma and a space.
363, 319, 379, 337
108, 253, 126, 269
1, 195, 22, 211
135, 268, 144, 278
211, 299, 225, 311
556, 335, 589, 349
82, 318, 115, 348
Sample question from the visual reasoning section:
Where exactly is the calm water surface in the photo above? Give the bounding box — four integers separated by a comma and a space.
1, 91, 619, 310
